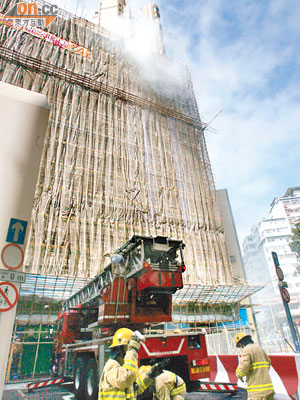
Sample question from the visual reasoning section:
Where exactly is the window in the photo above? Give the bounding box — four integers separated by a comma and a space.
153, 6, 160, 17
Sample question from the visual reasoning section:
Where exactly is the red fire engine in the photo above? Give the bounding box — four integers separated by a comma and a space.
51, 236, 214, 399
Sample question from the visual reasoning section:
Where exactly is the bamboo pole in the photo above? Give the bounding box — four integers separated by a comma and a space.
32, 323, 42, 378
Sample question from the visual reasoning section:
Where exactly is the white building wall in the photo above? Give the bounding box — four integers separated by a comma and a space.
92, 1, 165, 54
217, 189, 258, 341
244, 188, 300, 304
92, 0, 126, 30
0, 82, 49, 397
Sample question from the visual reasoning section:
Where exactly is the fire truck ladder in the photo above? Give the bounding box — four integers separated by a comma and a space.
61, 236, 144, 312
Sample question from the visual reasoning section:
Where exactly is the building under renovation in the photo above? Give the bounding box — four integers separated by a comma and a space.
0, 0, 260, 378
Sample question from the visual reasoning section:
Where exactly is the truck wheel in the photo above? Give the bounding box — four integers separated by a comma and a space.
84, 358, 98, 400
51, 354, 62, 378
51, 357, 58, 378
74, 357, 86, 399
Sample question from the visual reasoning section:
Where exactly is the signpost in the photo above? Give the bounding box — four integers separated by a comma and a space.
6, 218, 28, 245
0, 269, 26, 284
0, 282, 19, 312
281, 287, 290, 304
1, 243, 24, 270
275, 266, 284, 281
271, 251, 300, 352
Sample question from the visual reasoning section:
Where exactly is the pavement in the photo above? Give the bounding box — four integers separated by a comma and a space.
2, 382, 294, 399
186, 390, 247, 400
3, 381, 74, 400
3, 380, 247, 400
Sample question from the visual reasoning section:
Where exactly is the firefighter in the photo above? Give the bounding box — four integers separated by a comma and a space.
98, 327, 144, 400
234, 332, 275, 399
136, 365, 186, 400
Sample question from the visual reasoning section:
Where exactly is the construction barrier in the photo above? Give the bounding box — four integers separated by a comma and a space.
209, 354, 300, 399
198, 382, 238, 392
27, 378, 64, 391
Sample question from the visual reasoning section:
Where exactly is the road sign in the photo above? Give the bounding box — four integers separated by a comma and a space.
0, 282, 19, 312
0, 269, 25, 284
272, 251, 280, 267
281, 287, 290, 303
276, 266, 284, 281
6, 218, 27, 245
0, 243, 24, 271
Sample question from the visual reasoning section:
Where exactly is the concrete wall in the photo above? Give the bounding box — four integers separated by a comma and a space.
0, 82, 49, 397
217, 189, 258, 342
216, 189, 246, 281
0, 82, 49, 247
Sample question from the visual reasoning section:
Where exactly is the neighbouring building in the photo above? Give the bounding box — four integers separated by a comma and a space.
243, 186, 300, 352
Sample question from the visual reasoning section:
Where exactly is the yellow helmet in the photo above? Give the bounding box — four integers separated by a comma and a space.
110, 328, 133, 348
137, 365, 151, 379
234, 332, 250, 347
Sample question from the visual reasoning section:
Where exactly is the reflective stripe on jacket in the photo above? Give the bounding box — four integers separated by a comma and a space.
98, 350, 138, 400
236, 343, 274, 397
135, 371, 153, 395
155, 371, 186, 400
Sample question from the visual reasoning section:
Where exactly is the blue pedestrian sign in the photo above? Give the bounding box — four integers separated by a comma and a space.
6, 218, 28, 245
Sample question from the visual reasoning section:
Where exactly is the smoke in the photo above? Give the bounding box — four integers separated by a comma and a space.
48, 0, 189, 99
103, 0, 189, 100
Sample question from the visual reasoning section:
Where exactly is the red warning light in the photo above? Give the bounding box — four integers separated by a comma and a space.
143, 261, 151, 270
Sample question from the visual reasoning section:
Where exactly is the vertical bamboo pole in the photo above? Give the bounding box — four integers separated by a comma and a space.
278, 323, 288, 353
32, 323, 42, 378
260, 322, 270, 354
5, 320, 18, 382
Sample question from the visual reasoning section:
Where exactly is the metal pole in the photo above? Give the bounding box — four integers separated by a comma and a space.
279, 287, 300, 353
271, 251, 300, 353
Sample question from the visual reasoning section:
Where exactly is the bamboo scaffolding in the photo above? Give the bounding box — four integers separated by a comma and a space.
1, 0, 232, 286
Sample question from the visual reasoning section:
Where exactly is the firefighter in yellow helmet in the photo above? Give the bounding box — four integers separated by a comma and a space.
136, 365, 186, 400
234, 332, 274, 400
98, 328, 144, 400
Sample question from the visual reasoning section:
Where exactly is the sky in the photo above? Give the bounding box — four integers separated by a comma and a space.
51, 0, 300, 246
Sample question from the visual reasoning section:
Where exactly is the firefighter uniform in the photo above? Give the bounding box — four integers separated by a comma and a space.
135, 365, 154, 395
98, 328, 141, 400
154, 371, 186, 400
136, 367, 185, 400
236, 342, 274, 399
